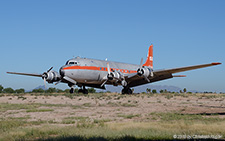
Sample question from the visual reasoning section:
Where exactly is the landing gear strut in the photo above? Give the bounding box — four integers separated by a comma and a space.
69, 84, 88, 94
121, 87, 133, 94
69, 88, 74, 94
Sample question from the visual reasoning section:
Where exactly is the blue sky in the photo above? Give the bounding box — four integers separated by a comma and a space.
0, 0, 224, 92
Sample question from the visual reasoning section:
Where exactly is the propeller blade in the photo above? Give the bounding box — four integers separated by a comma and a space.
143, 75, 150, 82
107, 63, 110, 74
44, 77, 47, 89
139, 58, 143, 68
100, 79, 108, 87
47, 67, 53, 72
54, 80, 61, 85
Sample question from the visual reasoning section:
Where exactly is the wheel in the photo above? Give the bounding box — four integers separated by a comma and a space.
70, 88, 74, 94
122, 88, 126, 94
121, 87, 132, 94
78, 89, 83, 93
83, 89, 88, 94
127, 88, 133, 94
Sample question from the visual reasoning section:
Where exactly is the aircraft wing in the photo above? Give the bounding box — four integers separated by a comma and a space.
125, 62, 221, 87
7, 72, 42, 77
125, 72, 173, 87
153, 62, 221, 76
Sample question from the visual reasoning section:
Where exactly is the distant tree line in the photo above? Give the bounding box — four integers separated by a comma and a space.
0, 85, 96, 94
0, 85, 25, 93
146, 88, 192, 94
0, 84, 223, 94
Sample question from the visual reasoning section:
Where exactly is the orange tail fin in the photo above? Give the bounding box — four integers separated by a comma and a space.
143, 44, 153, 69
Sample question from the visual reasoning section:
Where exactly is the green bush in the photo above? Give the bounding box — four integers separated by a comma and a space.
3, 88, 14, 93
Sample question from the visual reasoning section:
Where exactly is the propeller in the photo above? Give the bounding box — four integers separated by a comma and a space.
100, 63, 127, 87
107, 63, 110, 75
100, 63, 111, 87
143, 74, 150, 82
137, 58, 143, 75
139, 58, 143, 68
47, 67, 53, 72
54, 80, 61, 85
137, 58, 144, 75
42, 67, 54, 89
44, 77, 47, 89
137, 58, 150, 82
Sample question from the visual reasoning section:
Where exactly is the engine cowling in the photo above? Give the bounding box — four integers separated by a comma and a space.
42, 71, 61, 83
107, 70, 127, 86
110, 70, 122, 80
137, 66, 153, 79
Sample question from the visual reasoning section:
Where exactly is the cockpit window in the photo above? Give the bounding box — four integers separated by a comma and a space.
66, 60, 78, 65
67, 61, 78, 65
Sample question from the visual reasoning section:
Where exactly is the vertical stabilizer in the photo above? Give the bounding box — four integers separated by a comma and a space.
143, 44, 153, 69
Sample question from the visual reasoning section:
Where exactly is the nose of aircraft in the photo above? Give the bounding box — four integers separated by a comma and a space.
59, 67, 65, 77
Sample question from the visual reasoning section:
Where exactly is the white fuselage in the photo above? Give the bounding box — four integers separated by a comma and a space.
61, 57, 139, 85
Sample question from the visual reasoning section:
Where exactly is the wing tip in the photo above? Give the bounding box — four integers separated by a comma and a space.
173, 75, 186, 77
211, 62, 222, 65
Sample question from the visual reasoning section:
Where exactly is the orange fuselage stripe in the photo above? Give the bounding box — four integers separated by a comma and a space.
63, 66, 137, 74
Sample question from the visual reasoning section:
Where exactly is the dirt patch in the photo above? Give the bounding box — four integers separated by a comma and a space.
1, 93, 225, 123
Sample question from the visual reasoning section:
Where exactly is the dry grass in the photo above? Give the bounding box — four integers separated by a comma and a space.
0, 93, 225, 140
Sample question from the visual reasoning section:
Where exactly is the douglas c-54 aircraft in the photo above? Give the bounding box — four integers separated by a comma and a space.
7, 45, 221, 94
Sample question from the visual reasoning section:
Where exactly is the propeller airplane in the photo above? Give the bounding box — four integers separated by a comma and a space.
7, 45, 221, 94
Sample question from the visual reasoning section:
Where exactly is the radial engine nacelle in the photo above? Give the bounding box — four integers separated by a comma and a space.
137, 66, 153, 82
108, 70, 123, 80
42, 70, 61, 83
109, 70, 127, 86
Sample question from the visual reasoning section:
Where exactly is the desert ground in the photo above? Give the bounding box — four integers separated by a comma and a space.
0, 93, 225, 140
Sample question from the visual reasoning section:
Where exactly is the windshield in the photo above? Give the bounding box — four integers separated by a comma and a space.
65, 61, 69, 65
66, 60, 78, 65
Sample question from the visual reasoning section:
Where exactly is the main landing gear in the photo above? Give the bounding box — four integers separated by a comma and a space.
69, 88, 74, 94
78, 87, 88, 94
121, 87, 133, 94
69, 85, 88, 94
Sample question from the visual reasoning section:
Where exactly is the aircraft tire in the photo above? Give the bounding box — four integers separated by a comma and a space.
122, 88, 125, 94
78, 89, 83, 93
83, 89, 88, 94
122, 87, 133, 94
127, 88, 133, 94
70, 88, 74, 94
